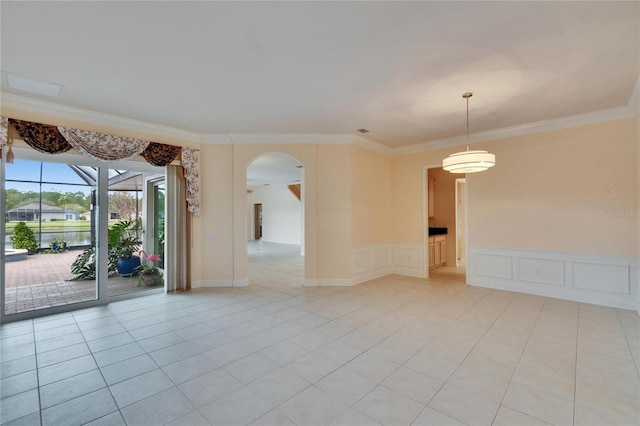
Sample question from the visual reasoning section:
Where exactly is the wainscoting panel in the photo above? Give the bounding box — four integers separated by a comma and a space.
572, 262, 630, 295
352, 242, 425, 285
472, 253, 513, 280
392, 243, 426, 278
353, 250, 373, 275
469, 246, 638, 310
518, 257, 565, 287
352, 244, 393, 285
373, 248, 391, 270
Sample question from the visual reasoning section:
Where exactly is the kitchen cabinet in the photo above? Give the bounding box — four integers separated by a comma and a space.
428, 234, 446, 269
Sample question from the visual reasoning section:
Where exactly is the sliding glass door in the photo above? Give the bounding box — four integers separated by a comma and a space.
3, 158, 98, 316
1, 148, 165, 322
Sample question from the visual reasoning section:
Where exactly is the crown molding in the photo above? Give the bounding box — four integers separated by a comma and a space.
393, 97, 640, 156
200, 132, 392, 155
228, 133, 344, 144
349, 134, 395, 155
200, 134, 233, 144
0, 91, 202, 143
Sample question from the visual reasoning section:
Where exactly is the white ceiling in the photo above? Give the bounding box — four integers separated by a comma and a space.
1, 1, 638, 150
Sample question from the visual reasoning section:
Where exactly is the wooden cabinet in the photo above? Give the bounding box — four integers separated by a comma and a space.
428, 178, 435, 219
428, 234, 447, 269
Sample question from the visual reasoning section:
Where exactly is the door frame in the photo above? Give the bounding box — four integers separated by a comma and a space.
455, 178, 467, 268
253, 203, 262, 240
422, 165, 470, 282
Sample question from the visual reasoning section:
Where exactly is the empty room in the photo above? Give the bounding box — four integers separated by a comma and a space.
0, 2, 638, 426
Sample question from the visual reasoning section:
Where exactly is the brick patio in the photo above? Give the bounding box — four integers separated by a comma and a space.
4, 249, 158, 315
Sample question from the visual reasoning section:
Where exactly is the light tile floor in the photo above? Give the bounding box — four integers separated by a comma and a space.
1, 242, 638, 425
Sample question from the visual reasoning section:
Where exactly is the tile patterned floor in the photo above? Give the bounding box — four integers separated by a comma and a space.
1, 242, 638, 425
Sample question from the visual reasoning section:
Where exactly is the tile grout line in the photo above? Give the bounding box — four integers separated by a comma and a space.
498, 297, 568, 426
573, 303, 582, 426
427, 290, 520, 425
615, 307, 640, 375
33, 319, 44, 426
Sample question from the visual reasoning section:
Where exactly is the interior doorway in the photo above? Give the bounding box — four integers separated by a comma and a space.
246, 153, 305, 287
253, 203, 262, 239
424, 165, 468, 281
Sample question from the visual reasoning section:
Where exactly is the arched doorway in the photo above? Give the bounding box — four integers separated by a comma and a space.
246, 153, 305, 288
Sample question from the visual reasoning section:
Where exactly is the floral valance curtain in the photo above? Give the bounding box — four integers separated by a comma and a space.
182, 148, 200, 216
9, 119, 71, 154
143, 142, 181, 167
0, 117, 7, 149
58, 127, 150, 161
2, 116, 200, 215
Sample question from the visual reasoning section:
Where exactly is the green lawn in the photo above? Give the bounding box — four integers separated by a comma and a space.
4, 220, 125, 234
5, 220, 91, 233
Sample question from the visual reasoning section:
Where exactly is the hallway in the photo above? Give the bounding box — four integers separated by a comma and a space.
248, 241, 304, 290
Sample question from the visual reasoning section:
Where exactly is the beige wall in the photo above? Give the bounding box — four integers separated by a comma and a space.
470, 118, 637, 256
393, 117, 639, 257
351, 145, 392, 246
428, 167, 457, 264
195, 143, 233, 282
317, 144, 352, 279
391, 149, 448, 243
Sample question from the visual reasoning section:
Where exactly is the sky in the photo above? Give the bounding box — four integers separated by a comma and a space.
6, 159, 92, 194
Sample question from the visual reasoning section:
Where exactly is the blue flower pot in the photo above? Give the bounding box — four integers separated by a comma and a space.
117, 256, 141, 277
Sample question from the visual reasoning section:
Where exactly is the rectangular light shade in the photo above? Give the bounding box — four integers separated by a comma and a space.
3, 72, 63, 98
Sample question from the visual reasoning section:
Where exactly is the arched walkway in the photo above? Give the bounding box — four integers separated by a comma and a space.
246, 152, 305, 288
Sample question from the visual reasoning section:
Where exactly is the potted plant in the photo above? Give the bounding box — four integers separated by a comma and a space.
10, 221, 39, 254
135, 250, 163, 286
109, 219, 142, 276
70, 219, 141, 280
49, 237, 68, 253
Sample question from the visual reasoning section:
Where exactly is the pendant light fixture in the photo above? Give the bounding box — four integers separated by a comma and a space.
442, 92, 495, 173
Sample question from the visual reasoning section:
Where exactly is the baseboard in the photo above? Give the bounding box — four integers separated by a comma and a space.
316, 279, 353, 286
304, 279, 318, 287
191, 279, 233, 288
469, 246, 639, 311
233, 278, 248, 287
352, 268, 392, 285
